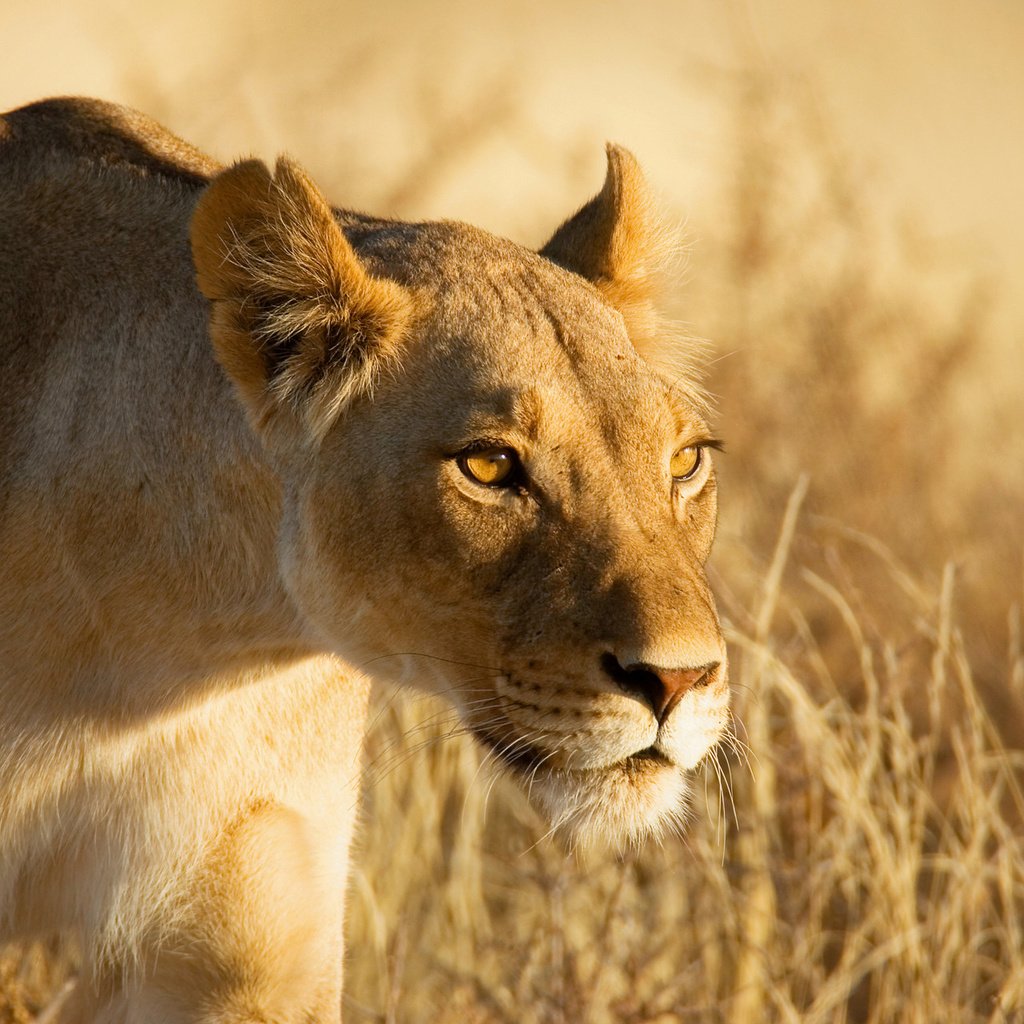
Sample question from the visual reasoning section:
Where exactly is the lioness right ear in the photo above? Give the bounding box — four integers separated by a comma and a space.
191, 157, 414, 441
540, 145, 675, 364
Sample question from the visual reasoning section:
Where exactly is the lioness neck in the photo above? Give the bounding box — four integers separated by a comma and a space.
0, 130, 315, 719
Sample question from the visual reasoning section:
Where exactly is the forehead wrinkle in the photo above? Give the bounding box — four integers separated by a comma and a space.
504, 266, 575, 355
459, 258, 661, 484
511, 277, 650, 483
466, 262, 579, 360
482, 258, 608, 360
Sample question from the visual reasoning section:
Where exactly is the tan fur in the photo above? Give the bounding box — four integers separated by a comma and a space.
0, 98, 728, 1022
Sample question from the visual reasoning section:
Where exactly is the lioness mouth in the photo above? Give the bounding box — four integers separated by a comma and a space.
625, 747, 673, 768
474, 728, 675, 777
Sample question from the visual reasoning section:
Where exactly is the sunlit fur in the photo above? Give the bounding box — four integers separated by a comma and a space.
472, 656, 729, 848
0, 97, 727, 1021
532, 759, 694, 849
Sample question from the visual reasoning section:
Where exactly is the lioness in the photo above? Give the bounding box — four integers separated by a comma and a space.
0, 98, 728, 1022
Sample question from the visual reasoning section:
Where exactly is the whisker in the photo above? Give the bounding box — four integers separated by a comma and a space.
355, 650, 503, 675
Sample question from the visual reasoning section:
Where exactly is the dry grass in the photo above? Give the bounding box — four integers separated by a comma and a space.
2, 59, 1023, 1024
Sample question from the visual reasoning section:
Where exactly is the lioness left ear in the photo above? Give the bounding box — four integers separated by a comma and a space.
191, 157, 414, 442
539, 145, 672, 360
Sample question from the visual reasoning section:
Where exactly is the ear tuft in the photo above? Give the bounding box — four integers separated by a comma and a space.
191, 156, 414, 441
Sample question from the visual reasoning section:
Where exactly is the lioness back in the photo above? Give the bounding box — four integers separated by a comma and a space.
0, 98, 728, 1023
0, 99, 212, 484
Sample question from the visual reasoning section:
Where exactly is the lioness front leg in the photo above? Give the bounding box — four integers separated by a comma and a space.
74, 804, 347, 1024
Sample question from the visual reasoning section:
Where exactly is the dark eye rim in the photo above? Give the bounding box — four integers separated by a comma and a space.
671, 438, 724, 484
454, 443, 525, 490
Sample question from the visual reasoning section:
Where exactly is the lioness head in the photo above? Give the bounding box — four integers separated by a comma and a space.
191, 147, 728, 845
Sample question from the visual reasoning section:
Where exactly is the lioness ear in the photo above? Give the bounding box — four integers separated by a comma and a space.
539, 145, 673, 360
191, 157, 414, 441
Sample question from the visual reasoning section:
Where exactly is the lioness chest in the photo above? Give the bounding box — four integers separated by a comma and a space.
1, 657, 368, 941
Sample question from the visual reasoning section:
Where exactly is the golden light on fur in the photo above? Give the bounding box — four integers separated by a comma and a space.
539, 143, 701, 396
191, 156, 416, 442
0, 97, 726, 1022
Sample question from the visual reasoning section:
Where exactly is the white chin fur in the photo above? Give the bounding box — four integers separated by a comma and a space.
530, 760, 692, 849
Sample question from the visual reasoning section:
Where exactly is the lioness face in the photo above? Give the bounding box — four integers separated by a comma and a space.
297, 247, 727, 843
192, 151, 728, 844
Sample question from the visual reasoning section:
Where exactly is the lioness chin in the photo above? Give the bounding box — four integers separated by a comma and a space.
0, 97, 728, 1021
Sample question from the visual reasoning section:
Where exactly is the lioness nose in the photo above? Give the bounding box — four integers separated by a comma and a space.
600, 653, 720, 726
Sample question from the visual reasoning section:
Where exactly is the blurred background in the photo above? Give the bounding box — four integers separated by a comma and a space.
2, 2, 1022, 1021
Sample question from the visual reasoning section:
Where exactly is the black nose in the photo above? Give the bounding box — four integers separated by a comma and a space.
600, 652, 720, 725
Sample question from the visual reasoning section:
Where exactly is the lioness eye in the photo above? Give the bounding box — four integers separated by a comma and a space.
458, 448, 520, 487
670, 445, 702, 481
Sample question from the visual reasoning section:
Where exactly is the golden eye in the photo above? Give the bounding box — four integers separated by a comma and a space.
458, 448, 520, 487
670, 445, 702, 481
